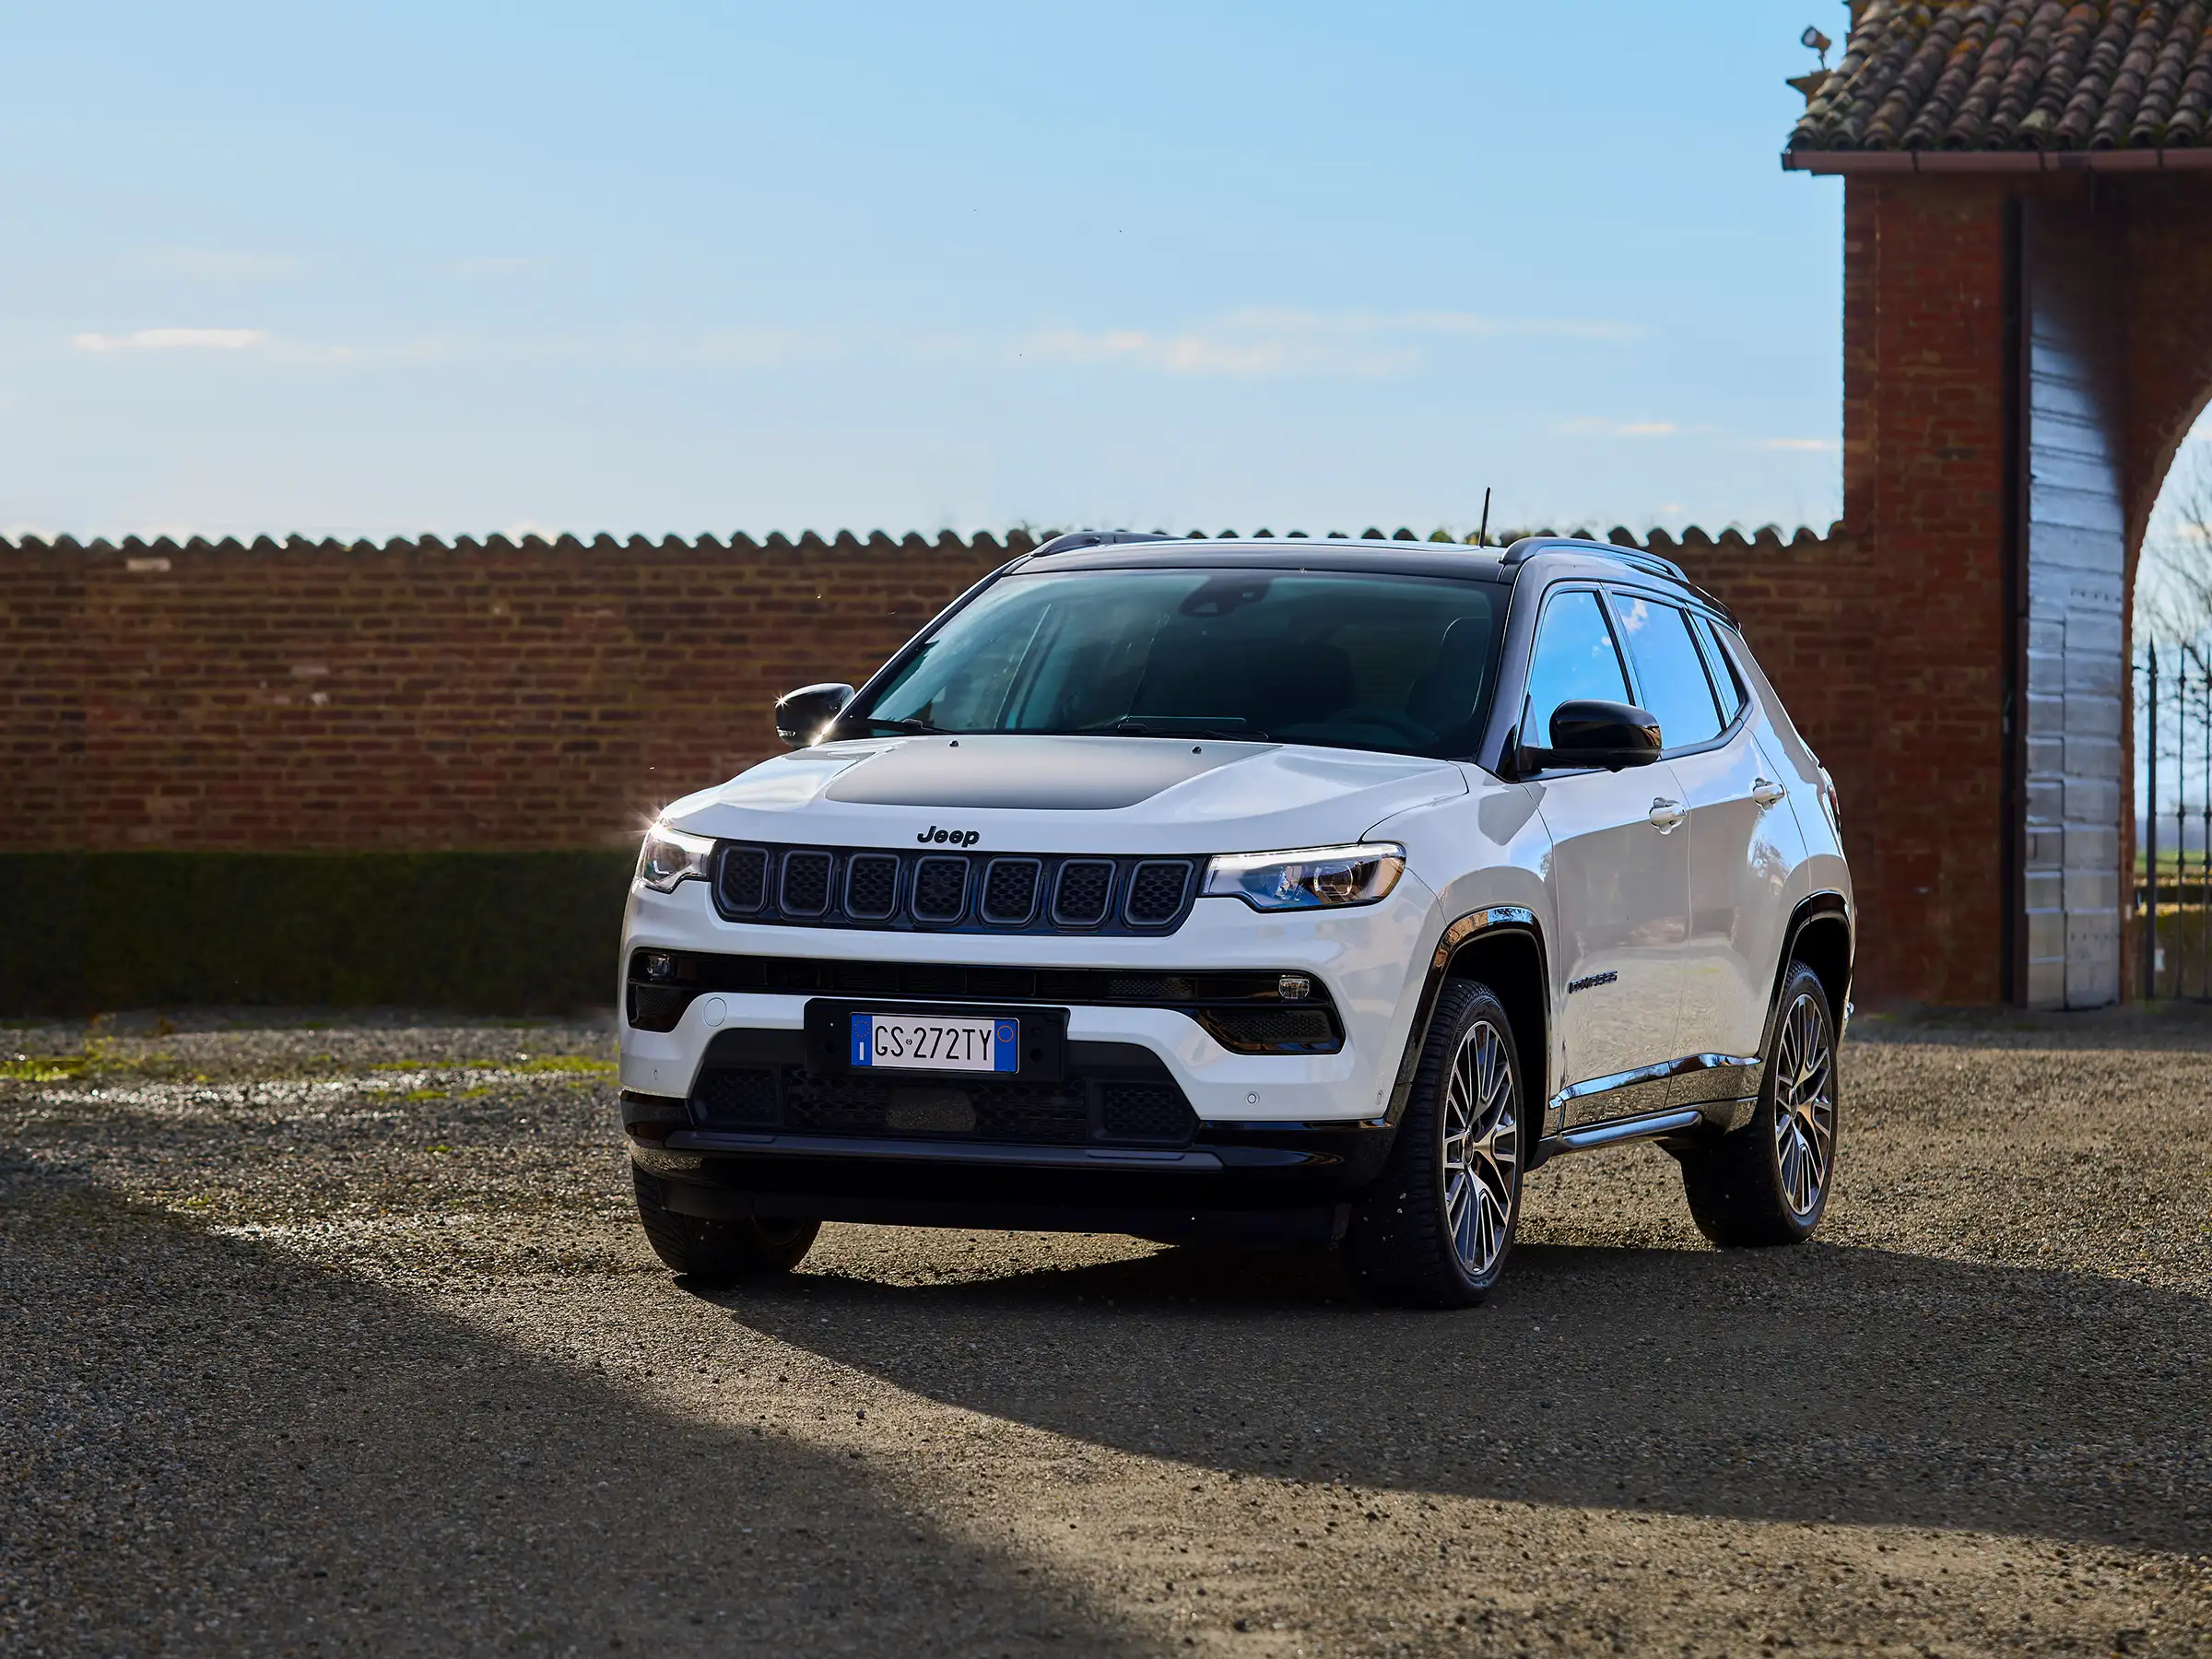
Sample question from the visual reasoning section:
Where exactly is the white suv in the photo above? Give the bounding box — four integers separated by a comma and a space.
618, 534, 1852, 1306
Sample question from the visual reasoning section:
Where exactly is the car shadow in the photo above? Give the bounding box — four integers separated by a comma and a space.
716, 1233, 2209, 1553
0, 1161, 1154, 1657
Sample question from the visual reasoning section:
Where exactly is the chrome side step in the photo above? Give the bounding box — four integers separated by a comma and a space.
1535, 1105, 1707, 1163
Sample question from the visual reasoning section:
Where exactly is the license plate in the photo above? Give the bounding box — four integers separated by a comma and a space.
850, 1014, 1018, 1074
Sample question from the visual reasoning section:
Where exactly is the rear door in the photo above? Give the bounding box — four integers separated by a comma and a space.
1608, 593, 1799, 1063
1522, 586, 1689, 1101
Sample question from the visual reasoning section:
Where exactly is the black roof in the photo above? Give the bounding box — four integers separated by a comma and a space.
1006, 534, 1727, 617
1010, 535, 1513, 582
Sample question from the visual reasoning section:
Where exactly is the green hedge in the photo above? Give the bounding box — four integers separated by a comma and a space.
0, 851, 637, 1015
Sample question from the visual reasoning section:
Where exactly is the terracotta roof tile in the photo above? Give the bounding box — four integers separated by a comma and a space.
1790, 0, 2212, 150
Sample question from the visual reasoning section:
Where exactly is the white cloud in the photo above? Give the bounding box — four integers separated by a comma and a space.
1020, 306, 1638, 380
1755, 437, 1840, 453
1557, 418, 1677, 438
147, 250, 298, 281
448, 256, 541, 277
694, 329, 802, 366
73, 327, 270, 353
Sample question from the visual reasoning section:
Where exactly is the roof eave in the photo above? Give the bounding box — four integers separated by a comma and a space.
1783, 147, 2212, 174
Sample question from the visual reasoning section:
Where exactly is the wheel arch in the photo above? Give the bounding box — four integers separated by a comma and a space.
1771, 892, 1853, 1039
1388, 906, 1551, 1134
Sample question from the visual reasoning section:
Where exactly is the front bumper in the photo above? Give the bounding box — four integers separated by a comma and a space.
617, 874, 1435, 1124
628, 1102, 1394, 1243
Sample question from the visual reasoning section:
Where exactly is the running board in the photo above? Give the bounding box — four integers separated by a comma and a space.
1535, 1105, 1708, 1163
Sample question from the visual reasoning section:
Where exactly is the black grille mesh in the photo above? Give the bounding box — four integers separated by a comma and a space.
1196, 1006, 1340, 1053
1052, 860, 1113, 925
783, 1073, 1089, 1144
1125, 861, 1194, 925
720, 847, 769, 912
781, 851, 832, 915
912, 856, 970, 922
684, 1059, 1201, 1148
844, 853, 900, 920
981, 859, 1041, 924
1098, 1082, 1198, 1145
692, 1066, 779, 1129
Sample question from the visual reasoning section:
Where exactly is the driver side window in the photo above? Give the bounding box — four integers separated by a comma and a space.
1522, 589, 1631, 747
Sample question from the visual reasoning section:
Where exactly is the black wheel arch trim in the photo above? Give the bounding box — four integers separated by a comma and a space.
1767, 892, 1853, 1051
1385, 904, 1547, 1131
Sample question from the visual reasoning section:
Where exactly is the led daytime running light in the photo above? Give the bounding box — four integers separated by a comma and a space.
637, 825, 716, 892
1202, 843, 1407, 911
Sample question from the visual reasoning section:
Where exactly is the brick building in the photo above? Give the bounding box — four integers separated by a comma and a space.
1784, 0, 2212, 1006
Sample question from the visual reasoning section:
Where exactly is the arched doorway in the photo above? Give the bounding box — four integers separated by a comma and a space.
1783, 6, 2212, 1007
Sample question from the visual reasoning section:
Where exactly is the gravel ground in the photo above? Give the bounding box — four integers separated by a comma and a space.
2, 1005, 2206, 1657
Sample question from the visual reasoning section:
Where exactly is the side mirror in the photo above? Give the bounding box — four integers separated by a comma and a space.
1518, 699, 1663, 773
774, 682, 854, 747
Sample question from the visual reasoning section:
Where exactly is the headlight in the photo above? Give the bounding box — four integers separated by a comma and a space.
1202, 843, 1407, 911
637, 825, 716, 892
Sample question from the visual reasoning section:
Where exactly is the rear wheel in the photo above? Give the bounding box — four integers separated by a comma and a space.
1346, 980, 1523, 1307
1679, 960, 1839, 1246
631, 1167, 819, 1281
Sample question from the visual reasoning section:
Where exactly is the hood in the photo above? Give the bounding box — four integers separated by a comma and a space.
660, 735, 1465, 854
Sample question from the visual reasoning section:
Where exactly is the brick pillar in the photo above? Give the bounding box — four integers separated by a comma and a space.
1841, 176, 2015, 1006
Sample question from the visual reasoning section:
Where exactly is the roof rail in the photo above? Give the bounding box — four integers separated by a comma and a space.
1030, 530, 1181, 558
1499, 535, 1688, 582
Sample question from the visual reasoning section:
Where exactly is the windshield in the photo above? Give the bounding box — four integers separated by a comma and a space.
840, 567, 1503, 758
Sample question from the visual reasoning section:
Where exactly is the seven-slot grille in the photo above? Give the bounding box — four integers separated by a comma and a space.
712, 843, 1201, 935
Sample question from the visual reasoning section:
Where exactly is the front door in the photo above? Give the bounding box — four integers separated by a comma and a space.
1521, 586, 1689, 1104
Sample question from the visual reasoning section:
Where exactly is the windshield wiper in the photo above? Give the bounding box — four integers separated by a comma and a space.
847, 715, 950, 735
1110, 717, 1266, 740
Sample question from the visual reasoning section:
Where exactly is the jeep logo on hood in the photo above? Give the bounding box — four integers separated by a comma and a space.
918, 825, 982, 847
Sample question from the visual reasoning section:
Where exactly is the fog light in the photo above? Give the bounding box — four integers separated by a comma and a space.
1277, 973, 1312, 1001
642, 951, 676, 982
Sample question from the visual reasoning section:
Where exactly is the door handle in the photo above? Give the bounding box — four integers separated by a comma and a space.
1750, 777, 1787, 808
1647, 797, 1687, 833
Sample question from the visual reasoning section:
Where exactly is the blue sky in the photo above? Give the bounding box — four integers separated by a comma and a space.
4, 1, 1853, 542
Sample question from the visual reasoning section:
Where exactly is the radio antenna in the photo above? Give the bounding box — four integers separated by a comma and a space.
1477, 487, 1492, 548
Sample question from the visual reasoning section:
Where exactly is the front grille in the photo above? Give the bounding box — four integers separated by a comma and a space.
686, 1052, 1200, 1148
912, 856, 970, 923
782, 851, 833, 916
1052, 860, 1114, 926
981, 858, 1041, 924
705, 844, 1203, 935
720, 847, 770, 912
844, 853, 900, 920
1126, 860, 1194, 926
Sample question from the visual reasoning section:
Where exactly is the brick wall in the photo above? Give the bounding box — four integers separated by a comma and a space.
1, 525, 1856, 857
0, 532, 1018, 854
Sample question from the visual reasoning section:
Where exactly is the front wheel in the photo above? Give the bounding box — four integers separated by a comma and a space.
1678, 960, 1839, 1246
632, 1167, 820, 1281
1346, 980, 1524, 1307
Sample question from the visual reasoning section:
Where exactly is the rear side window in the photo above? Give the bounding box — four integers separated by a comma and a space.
1690, 613, 1747, 723
1522, 589, 1631, 742
1608, 593, 1723, 751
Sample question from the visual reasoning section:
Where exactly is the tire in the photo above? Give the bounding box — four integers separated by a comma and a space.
631, 1167, 820, 1281
1346, 979, 1524, 1308
1679, 960, 1839, 1247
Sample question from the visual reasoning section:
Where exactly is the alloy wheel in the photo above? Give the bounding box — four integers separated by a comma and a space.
1771, 991, 1837, 1218
1441, 1018, 1520, 1277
